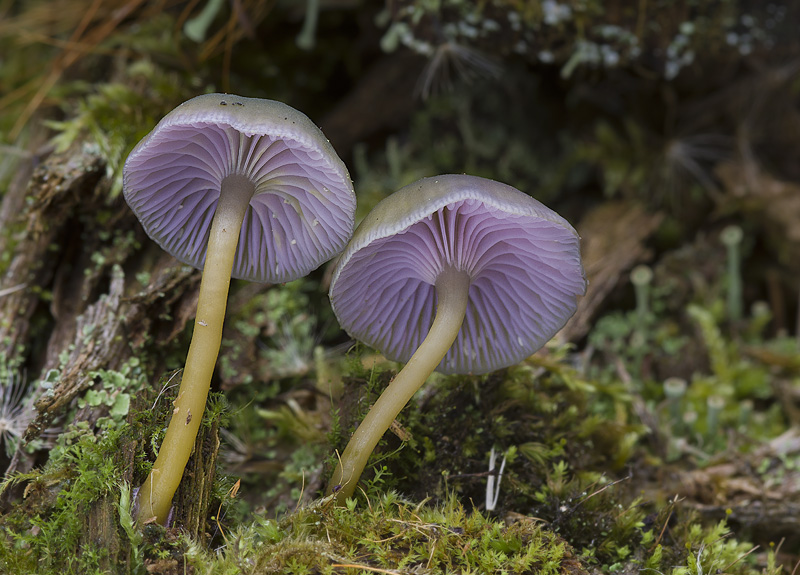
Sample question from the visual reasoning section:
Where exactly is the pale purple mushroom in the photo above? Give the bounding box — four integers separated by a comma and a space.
327, 174, 585, 499
124, 94, 355, 523
125, 94, 354, 283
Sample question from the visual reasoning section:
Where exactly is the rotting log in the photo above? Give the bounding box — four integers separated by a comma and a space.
0, 144, 105, 357
0, 141, 227, 542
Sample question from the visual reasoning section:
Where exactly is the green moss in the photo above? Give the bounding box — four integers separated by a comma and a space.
78, 357, 147, 424
219, 278, 327, 388
0, 330, 787, 575
47, 59, 190, 200
0, 423, 128, 573
183, 491, 576, 574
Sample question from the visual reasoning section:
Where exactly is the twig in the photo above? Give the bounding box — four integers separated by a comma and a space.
331, 565, 402, 574
721, 545, 758, 573
0, 284, 27, 298
574, 474, 632, 507
652, 495, 681, 549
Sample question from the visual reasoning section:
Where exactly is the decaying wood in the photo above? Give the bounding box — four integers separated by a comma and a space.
0, 122, 52, 245
0, 141, 218, 528
662, 429, 800, 539
560, 201, 664, 342
172, 414, 221, 543
694, 501, 800, 539
82, 493, 124, 572
0, 144, 105, 356
24, 268, 128, 441
20, 252, 201, 446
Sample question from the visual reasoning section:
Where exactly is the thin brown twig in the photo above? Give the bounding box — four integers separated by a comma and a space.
653, 505, 673, 549
330, 565, 402, 575
11, 30, 113, 54
574, 474, 631, 507
363, 531, 406, 545
721, 545, 759, 573
635, 0, 647, 42
198, 11, 229, 61
175, 0, 204, 33
215, 478, 240, 544
0, 0, 14, 20
773, 538, 785, 559
0, 77, 38, 111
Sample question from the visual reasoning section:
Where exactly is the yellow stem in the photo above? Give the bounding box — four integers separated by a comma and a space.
137, 174, 254, 524
328, 268, 470, 501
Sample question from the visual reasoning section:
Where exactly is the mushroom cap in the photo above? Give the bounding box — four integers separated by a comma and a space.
329, 174, 586, 375
123, 93, 356, 283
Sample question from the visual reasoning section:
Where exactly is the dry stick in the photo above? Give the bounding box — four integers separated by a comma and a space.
175, 0, 204, 33
330, 564, 401, 575
574, 474, 631, 507
328, 269, 470, 501
721, 545, 759, 573
214, 478, 240, 544
0, 284, 26, 298
137, 175, 255, 523
12, 30, 112, 53
635, 0, 647, 41
8, 0, 101, 139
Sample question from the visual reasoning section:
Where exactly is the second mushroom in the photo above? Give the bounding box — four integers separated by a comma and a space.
327, 174, 586, 500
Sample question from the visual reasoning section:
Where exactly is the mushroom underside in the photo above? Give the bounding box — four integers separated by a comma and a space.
331, 198, 586, 374
124, 124, 355, 283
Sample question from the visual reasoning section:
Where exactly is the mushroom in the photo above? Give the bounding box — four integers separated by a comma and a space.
123, 93, 355, 523
327, 174, 586, 499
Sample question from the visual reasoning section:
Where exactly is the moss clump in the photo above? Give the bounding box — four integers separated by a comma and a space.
184, 490, 578, 574
0, 387, 231, 575
0, 423, 130, 573
47, 57, 192, 200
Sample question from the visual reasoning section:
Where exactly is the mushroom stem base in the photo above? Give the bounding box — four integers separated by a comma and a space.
137, 174, 255, 524
328, 267, 470, 501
